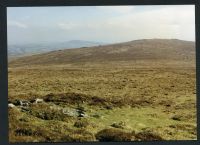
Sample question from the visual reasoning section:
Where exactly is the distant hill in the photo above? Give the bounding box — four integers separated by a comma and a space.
9, 39, 195, 67
8, 40, 105, 59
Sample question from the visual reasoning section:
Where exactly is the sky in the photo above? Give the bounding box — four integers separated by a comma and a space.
7, 5, 195, 45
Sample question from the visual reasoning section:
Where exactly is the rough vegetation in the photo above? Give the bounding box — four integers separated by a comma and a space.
8, 39, 196, 142
95, 128, 133, 141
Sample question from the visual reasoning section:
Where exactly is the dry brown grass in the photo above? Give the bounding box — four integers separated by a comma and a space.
8, 62, 196, 142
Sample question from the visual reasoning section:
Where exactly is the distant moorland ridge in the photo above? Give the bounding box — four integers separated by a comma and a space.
9, 39, 195, 67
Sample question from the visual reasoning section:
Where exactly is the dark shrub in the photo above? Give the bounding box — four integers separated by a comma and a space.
74, 119, 89, 128
95, 128, 133, 141
171, 115, 182, 121
135, 130, 163, 141
44, 93, 88, 104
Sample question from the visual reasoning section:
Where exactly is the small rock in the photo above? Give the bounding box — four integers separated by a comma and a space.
8, 103, 15, 108
31, 98, 44, 104
79, 113, 87, 118
62, 108, 78, 117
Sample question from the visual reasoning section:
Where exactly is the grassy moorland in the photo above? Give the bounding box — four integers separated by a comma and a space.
8, 39, 196, 142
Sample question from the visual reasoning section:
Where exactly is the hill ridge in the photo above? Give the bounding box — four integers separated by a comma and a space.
9, 39, 195, 67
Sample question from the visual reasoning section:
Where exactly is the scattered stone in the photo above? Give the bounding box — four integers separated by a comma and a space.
31, 98, 44, 104
62, 108, 78, 117
78, 113, 86, 118
14, 100, 30, 107
76, 106, 86, 118
21, 107, 31, 112
8, 103, 15, 108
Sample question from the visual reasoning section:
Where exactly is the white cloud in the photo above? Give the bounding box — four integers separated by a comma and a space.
8, 21, 28, 29
54, 6, 195, 43
96, 6, 135, 14
8, 5, 195, 44
58, 22, 80, 30
88, 5, 195, 42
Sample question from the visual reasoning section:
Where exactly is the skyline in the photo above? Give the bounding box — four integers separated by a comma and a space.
7, 5, 195, 45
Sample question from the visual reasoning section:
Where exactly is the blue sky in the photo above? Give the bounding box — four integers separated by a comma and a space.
7, 5, 195, 45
